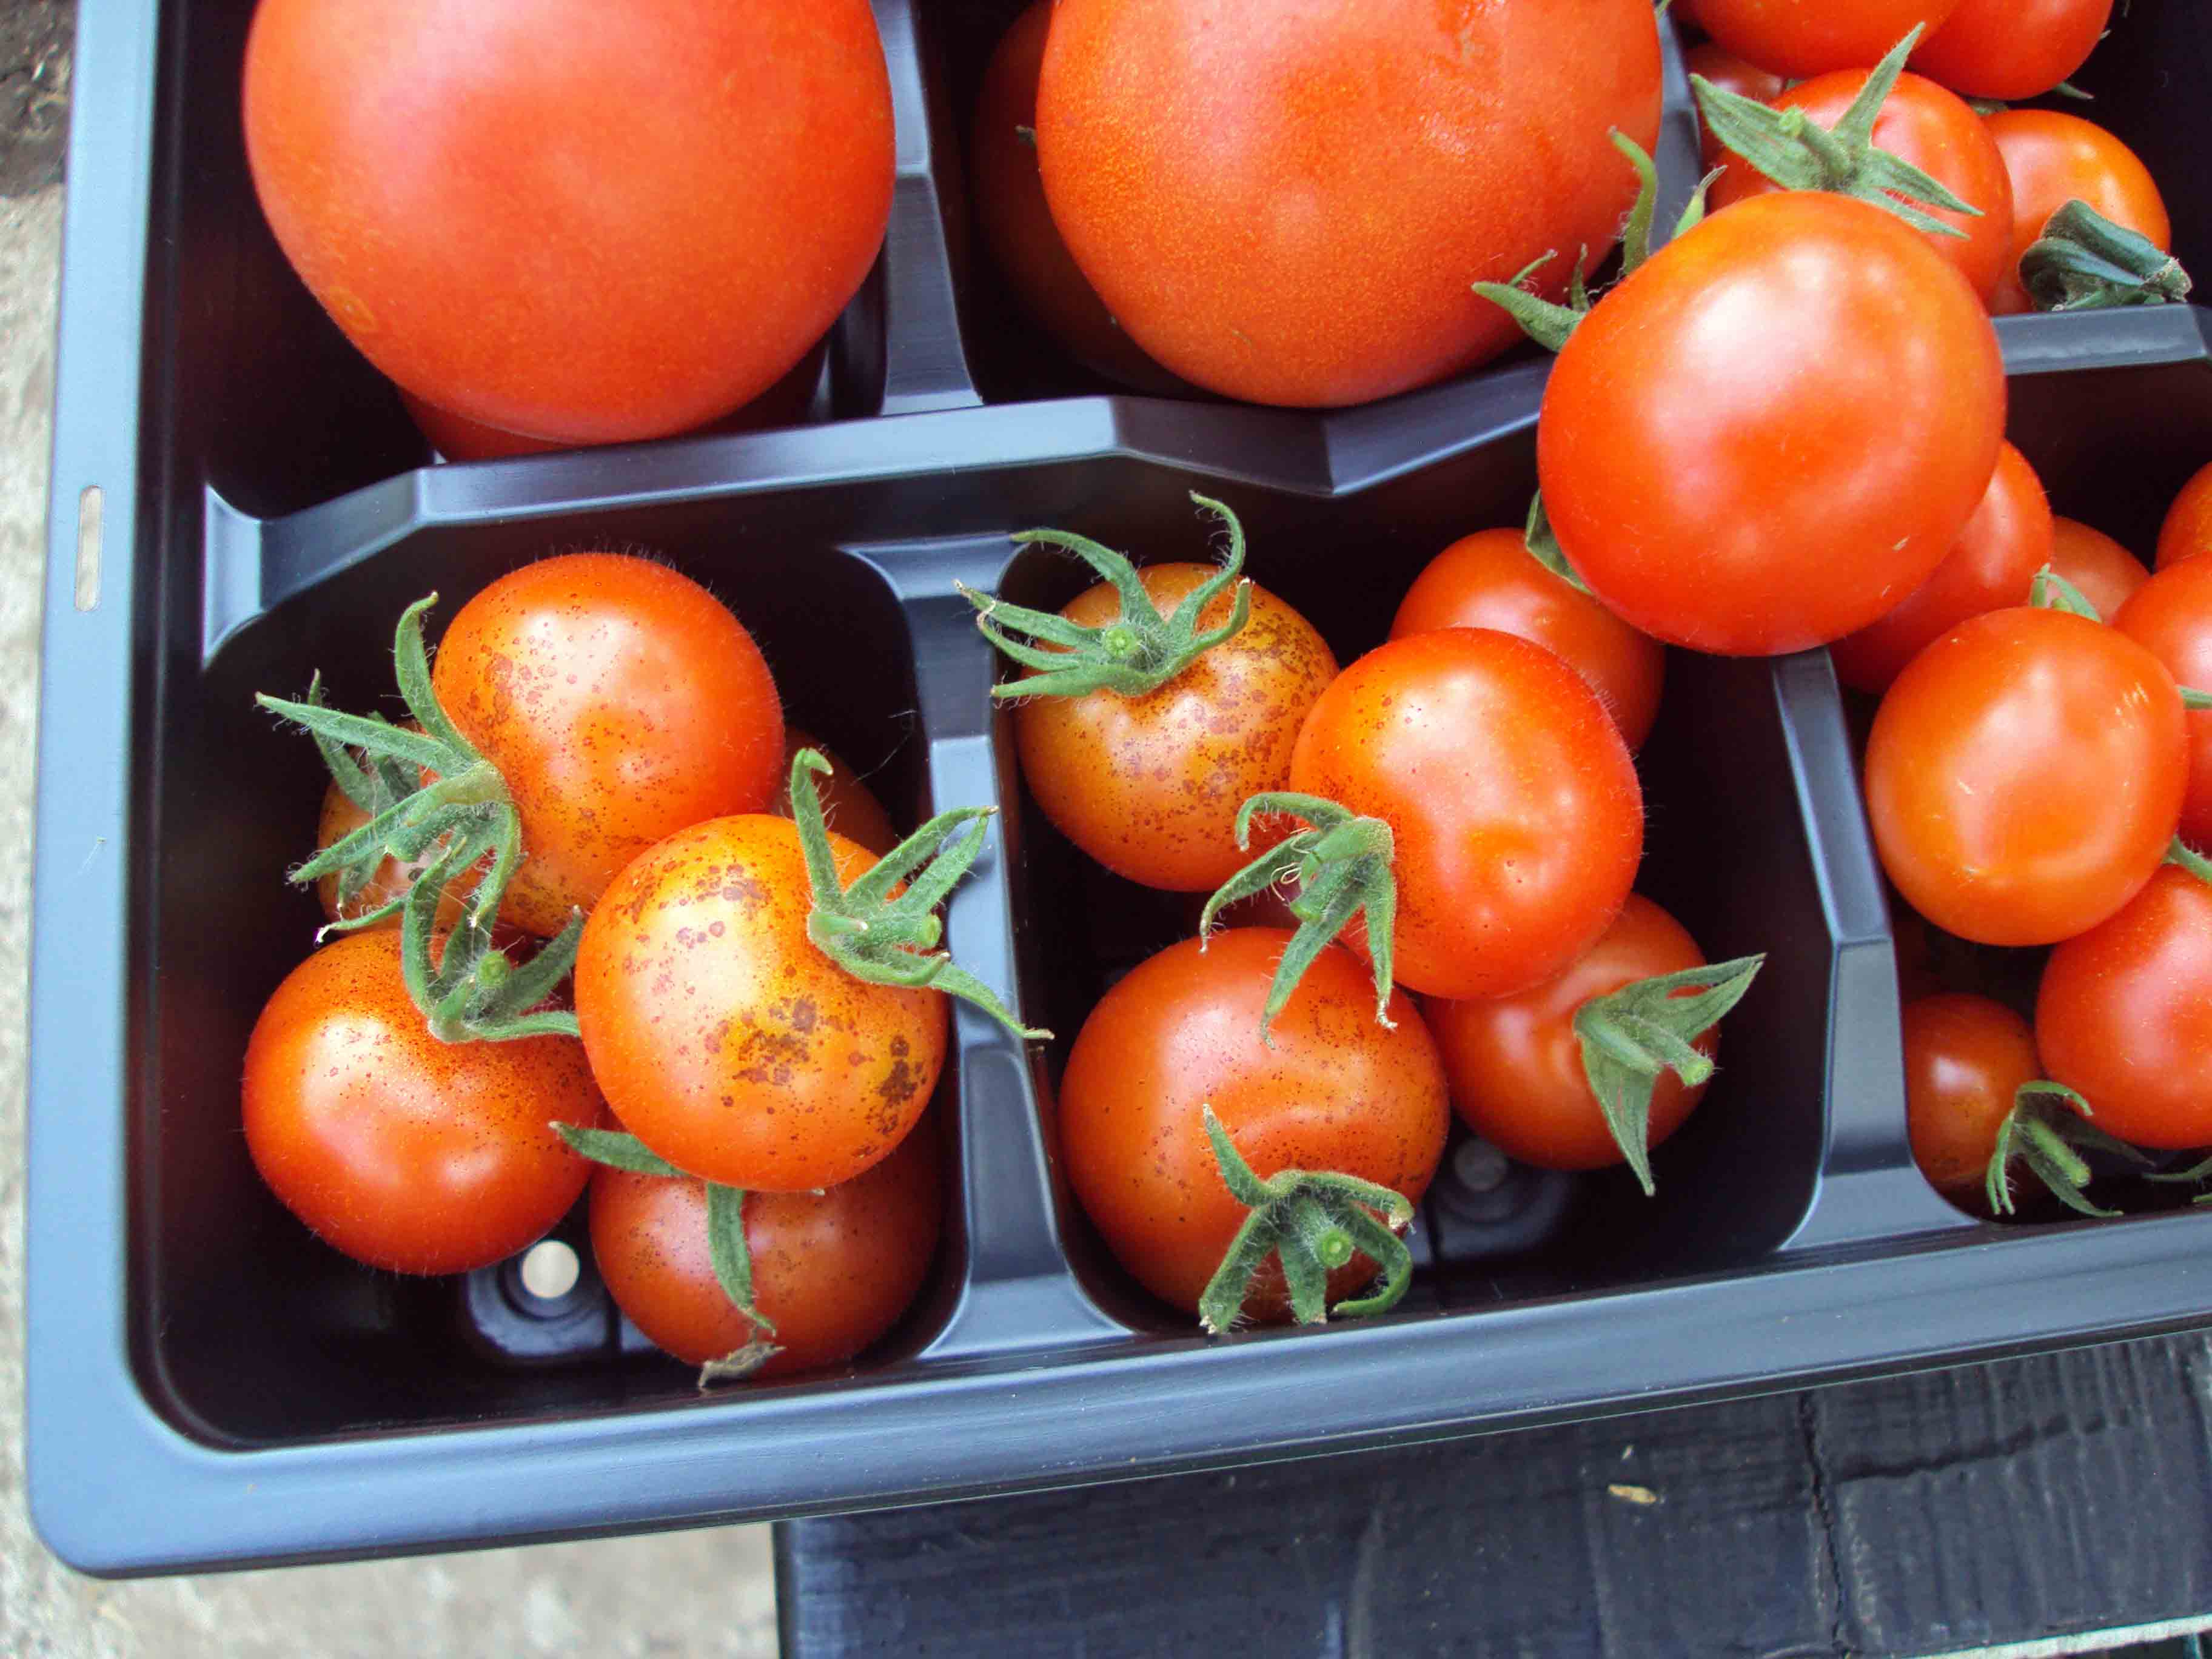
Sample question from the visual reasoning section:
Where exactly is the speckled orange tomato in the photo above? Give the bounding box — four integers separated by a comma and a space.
1014, 563, 1338, 892
1035, 0, 1663, 406
1057, 929, 1449, 1321
242, 929, 600, 1273
2157, 463, 2212, 571
590, 1121, 942, 1375
430, 553, 783, 937
574, 814, 944, 1191
772, 728, 897, 858
2046, 518, 2149, 620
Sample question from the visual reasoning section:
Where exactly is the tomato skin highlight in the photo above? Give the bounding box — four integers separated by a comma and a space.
2114, 558, 2212, 851
1389, 528, 1665, 751
2047, 518, 2150, 622
242, 0, 893, 444
1057, 930, 1449, 1321
1913, 0, 2114, 105
429, 553, 783, 938
1831, 442, 2054, 695
242, 931, 600, 1275
1036, 0, 1663, 407
2037, 866, 2212, 1150
1984, 112, 2170, 316
589, 1124, 942, 1376
1695, 0, 1963, 79
1865, 607, 2188, 946
2157, 463, 2212, 572
1540, 193, 2006, 657
1424, 895, 1713, 1174
574, 815, 946, 1193
1289, 628, 1643, 1001
1902, 993, 2040, 1196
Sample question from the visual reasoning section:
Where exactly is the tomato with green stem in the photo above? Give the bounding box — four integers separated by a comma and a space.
773, 728, 897, 858
2157, 463, 2212, 572
2047, 518, 2149, 620
2115, 558, 2212, 850
1984, 112, 2172, 315
1057, 929, 1448, 1331
1902, 992, 2040, 1197
1912, 0, 2112, 101
1684, 42, 1785, 171
307, 706, 483, 933
1694, 0, 1963, 79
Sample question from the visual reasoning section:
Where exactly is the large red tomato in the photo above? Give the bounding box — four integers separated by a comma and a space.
1696, 0, 1963, 79
1912, 0, 2114, 102
243, 0, 893, 444
1984, 112, 2170, 316
1540, 193, 2006, 656
2158, 463, 2212, 572
2114, 558, 2212, 850
1035, 0, 1663, 406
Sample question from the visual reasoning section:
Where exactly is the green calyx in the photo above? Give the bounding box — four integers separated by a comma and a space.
1199, 793, 1398, 1041
1572, 953, 1766, 1196
2030, 565, 2102, 620
403, 852, 584, 1044
1986, 1081, 2149, 1218
1195, 1107, 1416, 1336
2168, 837, 2212, 888
554, 1125, 782, 1386
2021, 198, 2194, 312
959, 493, 1252, 701
1522, 491, 1592, 595
789, 748, 1048, 1042
1693, 27, 1979, 241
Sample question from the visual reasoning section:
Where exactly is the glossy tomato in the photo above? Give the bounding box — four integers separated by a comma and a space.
1902, 992, 2041, 1196
773, 728, 897, 858
243, 0, 891, 446
1289, 628, 1642, 1000
1708, 68, 2015, 301
1913, 0, 2113, 102
2047, 517, 2150, 620
242, 930, 600, 1273
1984, 112, 2170, 315
1831, 441, 2053, 694
1035, 0, 1662, 406
1685, 42, 1786, 171
1424, 895, 1715, 1173
2115, 558, 2212, 850
1865, 607, 2187, 945
1057, 929, 1448, 1321
2037, 865, 2212, 1149
590, 1122, 942, 1375
574, 814, 945, 1192
2157, 463, 2212, 571
1695, 0, 1963, 79
1541, 193, 2006, 656
430, 554, 783, 937
1389, 528, 1665, 750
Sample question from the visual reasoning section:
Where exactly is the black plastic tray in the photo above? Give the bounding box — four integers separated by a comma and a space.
27, 0, 2212, 1575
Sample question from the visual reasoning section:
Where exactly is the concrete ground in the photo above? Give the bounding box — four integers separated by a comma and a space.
0, 19, 780, 1658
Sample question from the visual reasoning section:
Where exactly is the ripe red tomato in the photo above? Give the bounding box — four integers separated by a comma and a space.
1389, 528, 1665, 751
772, 728, 897, 859
1902, 993, 2041, 1197
1541, 193, 2006, 656
1865, 607, 2187, 945
1057, 929, 1448, 1321
1912, 0, 2113, 102
1289, 628, 1641, 1000
242, 930, 600, 1273
1035, 0, 1663, 406
1984, 112, 2171, 315
1707, 69, 2015, 302
589, 1123, 942, 1376
970, 2, 1180, 393
1695, 0, 1963, 79
2047, 517, 2149, 620
1684, 42, 1787, 171
430, 554, 783, 937
1424, 895, 1715, 1173
1831, 441, 2054, 694
2037, 865, 2212, 1149
575, 814, 945, 1192
2114, 558, 2212, 851
2157, 463, 2212, 572
242, 0, 892, 445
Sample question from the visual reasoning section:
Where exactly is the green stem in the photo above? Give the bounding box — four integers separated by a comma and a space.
1985, 1081, 2150, 1219
2030, 565, 2102, 620
2021, 199, 2194, 312
2168, 837, 2212, 889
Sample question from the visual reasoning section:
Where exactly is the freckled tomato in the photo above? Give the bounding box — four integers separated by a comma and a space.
1057, 928, 1448, 1321
1014, 563, 1338, 892
1695, 0, 1963, 79
1902, 992, 2041, 1196
2157, 463, 2212, 571
1035, 0, 1663, 406
591, 1122, 942, 1375
1708, 68, 2015, 302
1424, 895, 1714, 1173
2037, 865, 2212, 1149
1541, 193, 2006, 657
1984, 112, 2170, 315
773, 728, 897, 857
1913, 0, 2113, 103
1685, 42, 1786, 170
430, 553, 783, 937
242, 930, 600, 1273
574, 814, 943, 1192
2047, 517, 2149, 620
1831, 442, 2053, 694
1865, 606, 2187, 945
1290, 628, 1642, 1000
2114, 558, 2212, 850
1389, 528, 1666, 751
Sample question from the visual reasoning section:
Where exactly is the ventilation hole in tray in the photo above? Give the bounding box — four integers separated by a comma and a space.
73, 483, 101, 611
517, 1239, 582, 1305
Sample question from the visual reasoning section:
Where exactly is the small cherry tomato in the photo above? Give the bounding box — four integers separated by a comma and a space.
773, 728, 897, 857
2047, 517, 2149, 620
1684, 42, 1786, 171
2114, 557, 2212, 850
2157, 463, 2212, 572
1984, 112, 2170, 315
1831, 441, 2054, 694
242, 930, 600, 1273
1389, 528, 1665, 750
1695, 0, 1963, 79
1902, 992, 2041, 1196
1866, 606, 2187, 945
1912, 0, 2113, 103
